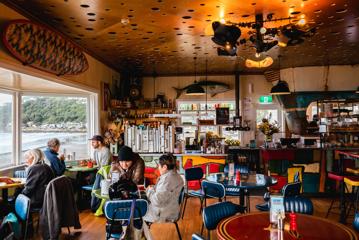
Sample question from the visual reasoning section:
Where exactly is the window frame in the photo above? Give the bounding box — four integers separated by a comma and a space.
0, 89, 16, 168
0, 89, 98, 170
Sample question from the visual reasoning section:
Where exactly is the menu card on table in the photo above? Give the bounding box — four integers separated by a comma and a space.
270, 195, 285, 225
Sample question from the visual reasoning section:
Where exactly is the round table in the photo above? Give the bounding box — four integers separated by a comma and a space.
217, 212, 358, 240
206, 173, 274, 209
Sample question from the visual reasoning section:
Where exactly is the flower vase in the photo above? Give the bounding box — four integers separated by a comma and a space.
264, 135, 272, 149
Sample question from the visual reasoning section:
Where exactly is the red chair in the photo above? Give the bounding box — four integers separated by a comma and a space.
326, 172, 348, 218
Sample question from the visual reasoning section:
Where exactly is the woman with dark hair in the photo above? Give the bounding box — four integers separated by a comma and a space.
110, 146, 144, 184
143, 154, 183, 223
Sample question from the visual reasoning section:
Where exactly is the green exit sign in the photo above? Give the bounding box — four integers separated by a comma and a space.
259, 95, 273, 104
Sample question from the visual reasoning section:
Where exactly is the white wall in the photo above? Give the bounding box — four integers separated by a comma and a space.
142, 75, 236, 101
281, 65, 359, 92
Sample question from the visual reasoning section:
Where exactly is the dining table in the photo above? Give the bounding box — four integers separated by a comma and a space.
217, 212, 358, 240
0, 178, 26, 202
206, 173, 275, 211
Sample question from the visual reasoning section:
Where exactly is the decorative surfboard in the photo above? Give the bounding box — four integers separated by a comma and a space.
2, 19, 89, 76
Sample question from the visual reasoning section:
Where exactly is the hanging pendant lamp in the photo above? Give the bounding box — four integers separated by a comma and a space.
270, 55, 290, 95
186, 57, 205, 95
270, 80, 290, 95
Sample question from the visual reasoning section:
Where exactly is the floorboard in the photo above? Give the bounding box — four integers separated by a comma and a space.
31, 196, 355, 239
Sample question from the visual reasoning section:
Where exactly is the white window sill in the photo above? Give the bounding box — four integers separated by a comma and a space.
0, 164, 26, 173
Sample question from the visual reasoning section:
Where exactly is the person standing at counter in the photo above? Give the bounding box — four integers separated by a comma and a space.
89, 135, 112, 168
22, 148, 54, 208
44, 138, 66, 177
110, 146, 145, 185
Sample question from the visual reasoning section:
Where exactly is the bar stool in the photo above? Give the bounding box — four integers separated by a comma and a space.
326, 172, 347, 218
344, 176, 359, 220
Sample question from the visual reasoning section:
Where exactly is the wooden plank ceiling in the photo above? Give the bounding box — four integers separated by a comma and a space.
3, 0, 359, 76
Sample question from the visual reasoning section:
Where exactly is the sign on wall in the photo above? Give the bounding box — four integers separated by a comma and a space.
2, 19, 88, 76
259, 95, 273, 104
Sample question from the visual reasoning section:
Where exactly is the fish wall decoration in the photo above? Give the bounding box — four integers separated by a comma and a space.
173, 81, 230, 98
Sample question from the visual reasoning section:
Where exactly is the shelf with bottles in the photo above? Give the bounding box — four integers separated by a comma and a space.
317, 99, 359, 123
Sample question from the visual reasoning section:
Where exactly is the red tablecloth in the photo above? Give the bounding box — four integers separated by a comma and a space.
217, 212, 357, 240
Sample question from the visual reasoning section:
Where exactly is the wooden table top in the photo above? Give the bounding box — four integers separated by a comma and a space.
217, 212, 358, 240
0, 178, 25, 190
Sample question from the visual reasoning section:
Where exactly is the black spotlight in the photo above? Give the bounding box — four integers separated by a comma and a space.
255, 40, 278, 53
281, 26, 306, 46
217, 47, 237, 56
211, 21, 241, 47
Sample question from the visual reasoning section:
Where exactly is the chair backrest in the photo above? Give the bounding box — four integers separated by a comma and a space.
353, 212, 359, 232
14, 170, 27, 179
104, 199, 148, 221
282, 181, 301, 197
185, 167, 204, 181
174, 187, 185, 222
284, 196, 313, 215
203, 201, 241, 230
192, 233, 205, 240
201, 180, 225, 199
15, 194, 30, 221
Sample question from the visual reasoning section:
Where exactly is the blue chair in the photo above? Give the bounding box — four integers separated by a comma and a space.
15, 194, 31, 240
79, 184, 93, 210
14, 170, 27, 178
284, 196, 314, 215
256, 181, 301, 212
82, 184, 93, 191
201, 180, 226, 208
202, 201, 242, 239
104, 199, 148, 240
182, 167, 204, 219
192, 233, 205, 240
353, 213, 359, 232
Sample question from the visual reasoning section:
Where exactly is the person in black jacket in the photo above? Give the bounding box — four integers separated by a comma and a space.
22, 149, 54, 208
43, 138, 66, 177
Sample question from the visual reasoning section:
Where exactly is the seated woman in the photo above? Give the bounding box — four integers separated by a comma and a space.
143, 154, 184, 223
110, 146, 145, 185
22, 149, 54, 209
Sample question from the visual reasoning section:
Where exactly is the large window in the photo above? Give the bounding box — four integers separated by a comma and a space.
0, 66, 97, 169
0, 92, 13, 168
21, 96, 89, 161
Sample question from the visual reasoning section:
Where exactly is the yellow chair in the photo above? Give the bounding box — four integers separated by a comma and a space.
287, 166, 303, 193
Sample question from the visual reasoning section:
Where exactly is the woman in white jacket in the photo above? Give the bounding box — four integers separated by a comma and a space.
144, 154, 184, 223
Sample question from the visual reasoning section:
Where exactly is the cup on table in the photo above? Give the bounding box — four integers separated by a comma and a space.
87, 161, 93, 168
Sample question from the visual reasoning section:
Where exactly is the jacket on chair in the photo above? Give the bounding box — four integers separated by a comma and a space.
40, 176, 81, 239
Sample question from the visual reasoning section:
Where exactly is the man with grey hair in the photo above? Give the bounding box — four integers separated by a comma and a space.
22, 148, 54, 208
44, 138, 66, 177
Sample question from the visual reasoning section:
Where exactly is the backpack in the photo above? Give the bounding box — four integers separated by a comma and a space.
109, 178, 138, 200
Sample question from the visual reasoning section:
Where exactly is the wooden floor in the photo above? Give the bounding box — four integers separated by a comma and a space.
32, 196, 355, 240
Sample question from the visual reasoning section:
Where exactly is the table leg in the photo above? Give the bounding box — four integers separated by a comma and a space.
239, 189, 245, 208
2, 188, 8, 203
339, 180, 346, 224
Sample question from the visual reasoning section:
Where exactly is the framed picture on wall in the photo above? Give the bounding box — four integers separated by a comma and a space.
102, 82, 111, 111
216, 107, 229, 124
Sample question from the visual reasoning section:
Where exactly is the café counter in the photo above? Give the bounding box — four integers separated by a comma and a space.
259, 147, 359, 193
139, 153, 227, 174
